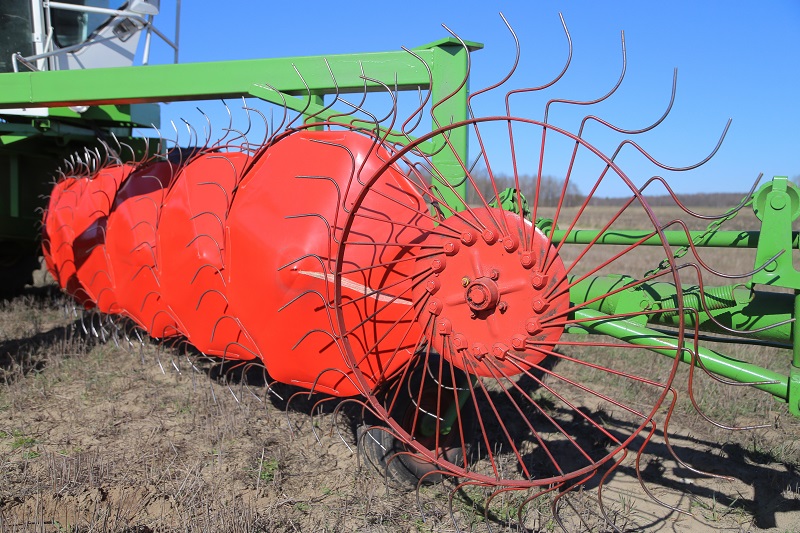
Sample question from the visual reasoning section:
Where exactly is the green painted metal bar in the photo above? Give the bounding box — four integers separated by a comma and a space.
575, 308, 790, 401
791, 295, 800, 416
570, 274, 795, 344
248, 86, 437, 154
550, 228, 800, 249
0, 38, 481, 109
428, 42, 471, 212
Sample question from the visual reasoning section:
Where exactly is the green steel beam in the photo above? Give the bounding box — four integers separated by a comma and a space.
248, 85, 437, 153
550, 228, 799, 249
0, 38, 482, 109
576, 308, 790, 402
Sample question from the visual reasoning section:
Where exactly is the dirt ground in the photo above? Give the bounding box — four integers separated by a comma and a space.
0, 280, 799, 532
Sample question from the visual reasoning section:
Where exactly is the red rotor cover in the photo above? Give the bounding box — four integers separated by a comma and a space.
72, 164, 135, 311
226, 130, 430, 396
157, 151, 258, 360
105, 161, 179, 337
42, 164, 134, 307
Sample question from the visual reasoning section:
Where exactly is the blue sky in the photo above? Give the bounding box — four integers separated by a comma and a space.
145, 1, 799, 196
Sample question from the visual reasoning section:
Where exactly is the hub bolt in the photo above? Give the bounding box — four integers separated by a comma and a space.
443, 240, 460, 256
530, 271, 547, 289
525, 318, 541, 335
461, 276, 471, 287
502, 236, 517, 252
426, 278, 440, 294
521, 251, 536, 269
431, 258, 446, 273
511, 334, 527, 349
482, 228, 498, 244
452, 334, 467, 350
472, 343, 488, 360
532, 298, 547, 313
437, 318, 452, 335
428, 299, 443, 316
461, 231, 477, 246
489, 268, 500, 281
492, 343, 509, 360
497, 301, 508, 313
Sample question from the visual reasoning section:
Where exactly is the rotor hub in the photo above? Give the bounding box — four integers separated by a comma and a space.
413, 208, 570, 377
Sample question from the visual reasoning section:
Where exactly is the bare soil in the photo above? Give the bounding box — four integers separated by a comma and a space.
2, 205, 800, 533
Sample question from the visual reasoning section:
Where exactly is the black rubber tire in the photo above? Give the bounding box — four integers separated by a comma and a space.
358, 357, 474, 485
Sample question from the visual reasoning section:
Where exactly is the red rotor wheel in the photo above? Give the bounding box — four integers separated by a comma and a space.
335, 117, 685, 488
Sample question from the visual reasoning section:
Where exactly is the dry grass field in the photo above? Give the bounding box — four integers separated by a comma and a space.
1, 204, 799, 532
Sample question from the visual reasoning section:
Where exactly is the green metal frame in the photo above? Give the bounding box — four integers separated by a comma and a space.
562, 177, 800, 416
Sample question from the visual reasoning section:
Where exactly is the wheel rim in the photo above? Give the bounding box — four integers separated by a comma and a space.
334, 116, 686, 488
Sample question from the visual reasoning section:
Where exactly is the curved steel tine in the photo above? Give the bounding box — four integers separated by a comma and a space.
448, 480, 487, 533
431, 23, 471, 130
253, 83, 290, 135
640, 172, 762, 221
611, 118, 731, 172
504, 12, 572, 114
189, 210, 225, 235
660, 384, 738, 479
194, 106, 213, 150
596, 448, 628, 533
189, 262, 226, 286
483, 486, 527, 532
284, 64, 314, 131
304, 58, 340, 125
517, 483, 564, 530
468, 13, 520, 117
240, 103, 270, 153
634, 418, 692, 517
328, 61, 368, 123
194, 288, 227, 311
580, 67, 676, 140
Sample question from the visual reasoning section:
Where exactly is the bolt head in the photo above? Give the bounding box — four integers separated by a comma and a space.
426, 278, 440, 294
452, 333, 467, 350
511, 334, 527, 349
482, 228, 497, 244
520, 251, 535, 269
461, 231, 477, 246
502, 236, 517, 252
530, 271, 547, 289
489, 268, 500, 281
443, 240, 460, 256
532, 298, 547, 313
431, 258, 446, 273
428, 299, 443, 316
461, 276, 471, 287
525, 318, 541, 335
492, 343, 509, 359
472, 342, 488, 359
497, 301, 508, 313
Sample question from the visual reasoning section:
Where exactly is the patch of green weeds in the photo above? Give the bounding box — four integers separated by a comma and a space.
257, 457, 279, 482
11, 433, 37, 450
294, 501, 310, 513
22, 450, 40, 460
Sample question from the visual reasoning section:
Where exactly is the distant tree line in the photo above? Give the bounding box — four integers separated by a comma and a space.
446, 168, 800, 209
465, 169, 583, 207
587, 192, 754, 208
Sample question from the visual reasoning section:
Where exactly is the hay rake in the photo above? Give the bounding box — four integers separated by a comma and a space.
3, 9, 799, 530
